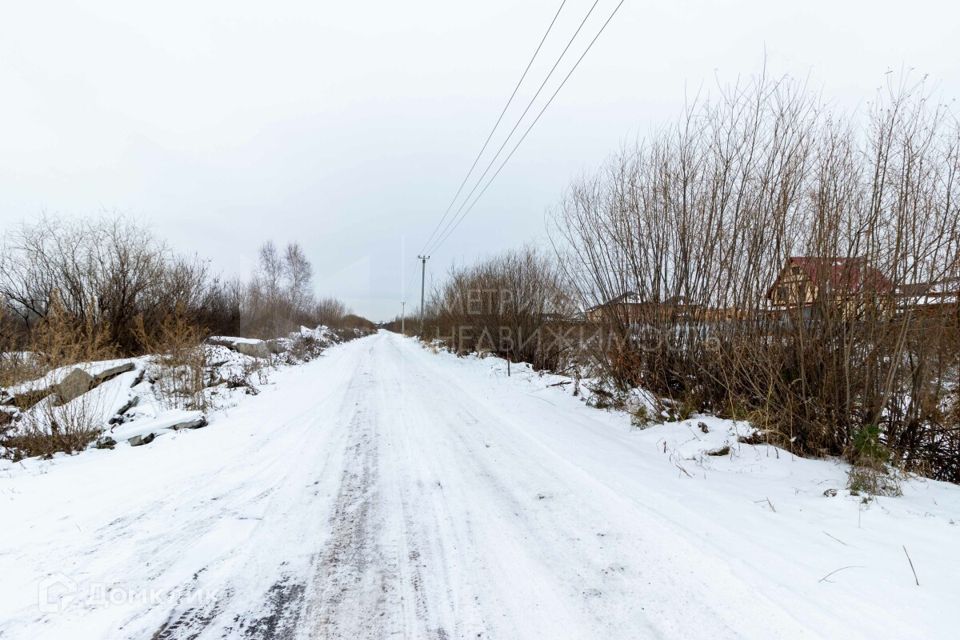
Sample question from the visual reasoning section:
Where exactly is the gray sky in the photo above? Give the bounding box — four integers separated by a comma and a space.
2, 1, 958, 320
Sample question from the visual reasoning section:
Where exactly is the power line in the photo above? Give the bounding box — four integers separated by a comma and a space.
427, 0, 626, 254
419, 0, 569, 255
424, 0, 603, 256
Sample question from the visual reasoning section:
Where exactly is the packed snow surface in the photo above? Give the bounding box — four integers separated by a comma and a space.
0, 331, 958, 639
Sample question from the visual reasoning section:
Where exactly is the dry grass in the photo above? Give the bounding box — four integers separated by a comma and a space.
4, 394, 103, 460
0, 351, 41, 388
1, 294, 115, 389
133, 307, 208, 411
847, 465, 903, 497
0, 297, 118, 459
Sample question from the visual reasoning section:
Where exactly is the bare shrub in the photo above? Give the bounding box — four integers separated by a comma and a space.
195, 277, 246, 337
315, 297, 348, 328
0, 307, 35, 385
423, 246, 575, 370
340, 314, 377, 332
4, 393, 103, 460
133, 307, 208, 411
1, 218, 360, 361
27, 293, 116, 373
0, 216, 210, 356
287, 334, 325, 363
550, 71, 960, 481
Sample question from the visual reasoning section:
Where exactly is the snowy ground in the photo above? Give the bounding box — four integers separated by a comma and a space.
0, 331, 958, 639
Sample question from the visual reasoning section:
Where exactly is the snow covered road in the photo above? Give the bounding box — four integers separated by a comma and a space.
2, 331, 958, 639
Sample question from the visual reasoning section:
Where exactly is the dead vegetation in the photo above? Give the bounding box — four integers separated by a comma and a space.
134, 307, 209, 412
421, 246, 576, 371
6, 393, 104, 461
0, 217, 363, 459
546, 71, 959, 482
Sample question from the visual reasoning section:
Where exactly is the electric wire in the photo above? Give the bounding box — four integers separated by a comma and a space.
427, 0, 626, 254
418, 0, 569, 255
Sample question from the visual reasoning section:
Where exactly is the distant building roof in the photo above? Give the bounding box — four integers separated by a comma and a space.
767, 257, 893, 299
897, 276, 960, 307
586, 292, 640, 312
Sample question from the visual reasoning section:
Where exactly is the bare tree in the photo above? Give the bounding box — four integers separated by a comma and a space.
284, 242, 314, 319
314, 297, 348, 328
549, 72, 960, 481
424, 246, 575, 370
0, 216, 210, 354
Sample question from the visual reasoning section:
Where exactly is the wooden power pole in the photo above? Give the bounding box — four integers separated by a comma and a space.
417, 255, 429, 336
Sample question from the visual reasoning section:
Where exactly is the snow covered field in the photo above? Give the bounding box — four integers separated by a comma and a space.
1, 331, 958, 639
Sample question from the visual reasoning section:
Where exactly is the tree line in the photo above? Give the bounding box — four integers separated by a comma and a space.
0, 216, 363, 368
417, 73, 960, 483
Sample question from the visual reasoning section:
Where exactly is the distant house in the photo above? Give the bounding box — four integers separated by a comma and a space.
766, 256, 893, 319
585, 292, 640, 323
897, 277, 960, 315
585, 293, 697, 324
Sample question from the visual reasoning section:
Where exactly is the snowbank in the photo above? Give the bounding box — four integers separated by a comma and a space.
1, 326, 346, 459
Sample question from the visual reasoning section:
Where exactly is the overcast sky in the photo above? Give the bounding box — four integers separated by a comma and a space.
2, 1, 958, 320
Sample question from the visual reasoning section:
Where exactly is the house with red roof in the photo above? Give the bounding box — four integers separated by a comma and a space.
766, 257, 894, 319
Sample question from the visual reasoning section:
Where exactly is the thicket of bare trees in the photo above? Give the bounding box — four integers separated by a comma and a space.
0, 217, 360, 367
243, 240, 319, 338
0, 217, 218, 356
550, 73, 960, 481
315, 297, 349, 329
423, 247, 575, 371
0, 217, 370, 459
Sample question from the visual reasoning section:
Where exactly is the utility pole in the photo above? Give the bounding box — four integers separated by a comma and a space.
400, 301, 406, 335
417, 255, 429, 337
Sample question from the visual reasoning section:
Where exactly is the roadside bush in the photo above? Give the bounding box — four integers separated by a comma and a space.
423, 246, 575, 371
551, 72, 960, 481
0, 216, 210, 356
0, 217, 362, 460
0, 350, 39, 389
340, 314, 377, 332
134, 307, 208, 411
4, 393, 103, 460
286, 334, 325, 363
630, 405, 651, 429
27, 293, 116, 373
0, 217, 361, 357
315, 297, 348, 328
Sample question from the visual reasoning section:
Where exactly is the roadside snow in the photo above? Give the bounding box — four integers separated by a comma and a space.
206, 336, 265, 346
0, 331, 957, 639
1, 326, 349, 458
4, 358, 142, 397
106, 410, 206, 443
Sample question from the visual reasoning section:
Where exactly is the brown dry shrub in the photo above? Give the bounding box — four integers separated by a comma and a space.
133, 306, 208, 411
0, 295, 118, 459
287, 334, 324, 362
4, 394, 103, 460
23, 293, 115, 379
0, 351, 40, 389
550, 72, 960, 482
